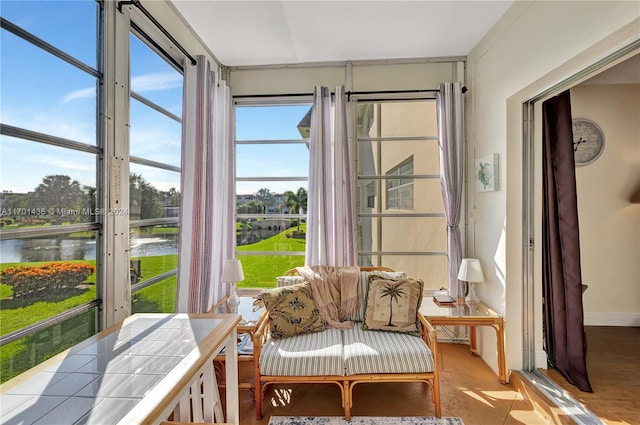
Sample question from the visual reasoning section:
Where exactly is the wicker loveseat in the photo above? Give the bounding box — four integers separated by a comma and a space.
252, 267, 441, 420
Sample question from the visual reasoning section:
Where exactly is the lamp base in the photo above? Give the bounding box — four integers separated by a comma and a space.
465, 282, 480, 305
457, 279, 467, 303
227, 283, 240, 314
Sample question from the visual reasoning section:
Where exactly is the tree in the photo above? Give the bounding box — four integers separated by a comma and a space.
236, 200, 264, 215
32, 175, 84, 224
255, 188, 273, 213
380, 281, 406, 327
165, 187, 180, 206
82, 185, 96, 222
129, 173, 161, 220
284, 187, 308, 231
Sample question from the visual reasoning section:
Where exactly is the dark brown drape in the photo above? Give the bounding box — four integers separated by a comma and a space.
542, 90, 592, 392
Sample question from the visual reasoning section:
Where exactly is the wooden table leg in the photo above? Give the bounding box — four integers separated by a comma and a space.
493, 322, 507, 384
469, 325, 479, 357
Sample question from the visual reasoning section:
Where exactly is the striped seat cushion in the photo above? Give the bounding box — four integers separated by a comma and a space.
260, 329, 345, 376
342, 325, 435, 375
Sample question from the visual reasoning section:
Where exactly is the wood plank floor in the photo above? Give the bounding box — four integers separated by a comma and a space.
236, 343, 546, 425
539, 326, 640, 425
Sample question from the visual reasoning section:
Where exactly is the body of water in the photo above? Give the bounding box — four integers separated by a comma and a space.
0, 234, 178, 263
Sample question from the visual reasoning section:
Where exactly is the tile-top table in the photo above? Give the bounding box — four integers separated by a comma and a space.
0, 313, 241, 425
420, 298, 507, 384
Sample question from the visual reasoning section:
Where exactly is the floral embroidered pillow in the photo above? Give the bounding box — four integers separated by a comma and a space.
362, 277, 424, 336
261, 282, 325, 339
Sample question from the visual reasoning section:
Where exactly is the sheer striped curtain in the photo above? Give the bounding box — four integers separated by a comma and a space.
177, 55, 234, 313
437, 82, 465, 298
306, 86, 355, 267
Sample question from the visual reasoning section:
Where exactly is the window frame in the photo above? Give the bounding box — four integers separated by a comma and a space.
0, 0, 103, 354
232, 99, 312, 288
0, 0, 189, 382
353, 96, 448, 289
126, 24, 182, 307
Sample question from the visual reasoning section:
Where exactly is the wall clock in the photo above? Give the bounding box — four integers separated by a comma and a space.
572, 118, 605, 166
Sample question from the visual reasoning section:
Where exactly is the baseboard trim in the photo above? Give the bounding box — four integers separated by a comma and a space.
584, 312, 640, 326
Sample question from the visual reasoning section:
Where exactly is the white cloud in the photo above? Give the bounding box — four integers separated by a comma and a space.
59, 71, 181, 105
62, 87, 95, 104
131, 72, 182, 92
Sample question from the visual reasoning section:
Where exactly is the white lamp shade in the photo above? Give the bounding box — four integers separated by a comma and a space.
221, 259, 244, 283
457, 258, 485, 283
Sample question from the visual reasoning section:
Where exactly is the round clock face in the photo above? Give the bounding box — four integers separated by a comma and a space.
573, 119, 605, 165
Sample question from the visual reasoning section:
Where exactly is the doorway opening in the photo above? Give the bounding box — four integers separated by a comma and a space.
521, 41, 640, 424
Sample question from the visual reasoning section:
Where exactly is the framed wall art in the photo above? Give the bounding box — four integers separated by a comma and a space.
475, 154, 499, 192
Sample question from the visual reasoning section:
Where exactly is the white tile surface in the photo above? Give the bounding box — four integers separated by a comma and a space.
1, 314, 236, 425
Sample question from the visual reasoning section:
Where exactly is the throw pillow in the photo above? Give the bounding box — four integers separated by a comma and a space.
276, 275, 306, 287
362, 277, 424, 336
261, 282, 325, 339
356, 271, 407, 321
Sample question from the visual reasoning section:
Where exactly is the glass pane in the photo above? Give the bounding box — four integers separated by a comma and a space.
0, 308, 98, 384
132, 276, 177, 314
236, 143, 309, 178
236, 185, 307, 215
357, 177, 443, 214
130, 98, 181, 167
130, 33, 183, 116
358, 254, 448, 291
235, 254, 305, 289
0, 30, 97, 144
236, 105, 311, 141
357, 140, 440, 176
236, 183, 308, 214
0, 137, 97, 226
0, 0, 98, 69
0, 232, 98, 264
356, 100, 437, 138
129, 164, 180, 220
358, 216, 447, 253
236, 219, 306, 249
0, 232, 99, 348
130, 226, 178, 262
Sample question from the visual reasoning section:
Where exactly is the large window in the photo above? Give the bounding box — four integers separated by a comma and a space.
0, 0, 102, 382
0, 1, 184, 383
234, 103, 311, 288
356, 100, 447, 290
128, 32, 182, 313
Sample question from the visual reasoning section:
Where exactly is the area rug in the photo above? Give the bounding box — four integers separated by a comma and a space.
268, 417, 464, 425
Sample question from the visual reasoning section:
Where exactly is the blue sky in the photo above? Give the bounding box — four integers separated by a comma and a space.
1, 0, 309, 197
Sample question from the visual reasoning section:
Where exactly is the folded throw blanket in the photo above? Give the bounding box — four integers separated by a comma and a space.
296, 265, 360, 329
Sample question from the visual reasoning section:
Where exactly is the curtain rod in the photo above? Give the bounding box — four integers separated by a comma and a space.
118, 0, 197, 66
234, 87, 467, 100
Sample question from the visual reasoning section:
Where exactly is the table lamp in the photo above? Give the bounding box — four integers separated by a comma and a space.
221, 258, 244, 313
457, 258, 485, 305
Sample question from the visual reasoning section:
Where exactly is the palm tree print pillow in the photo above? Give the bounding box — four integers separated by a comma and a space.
261, 282, 326, 339
362, 277, 424, 336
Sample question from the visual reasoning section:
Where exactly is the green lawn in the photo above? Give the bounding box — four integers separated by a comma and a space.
236, 224, 306, 288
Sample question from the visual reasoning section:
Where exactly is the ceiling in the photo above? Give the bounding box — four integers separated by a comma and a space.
170, 1, 514, 67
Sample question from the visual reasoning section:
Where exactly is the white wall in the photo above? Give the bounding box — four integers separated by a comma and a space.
571, 83, 640, 326
229, 60, 459, 95
466, 0, 640, 375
